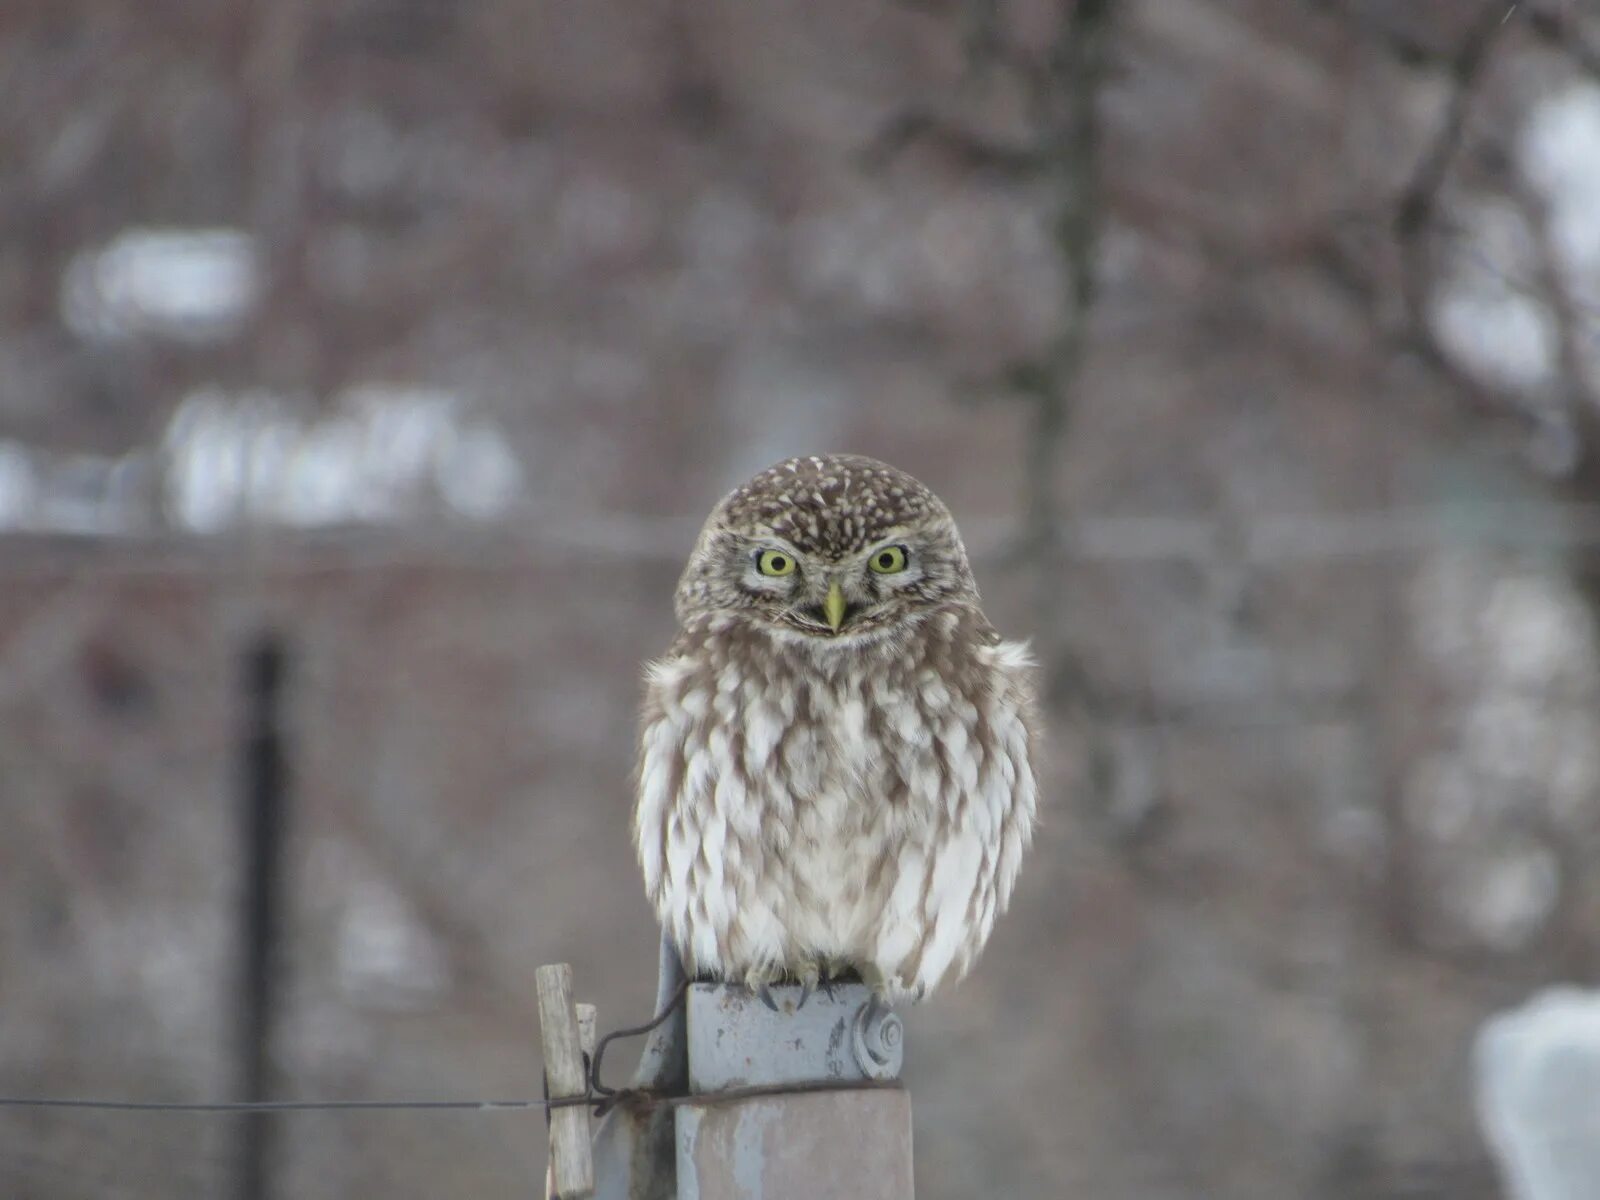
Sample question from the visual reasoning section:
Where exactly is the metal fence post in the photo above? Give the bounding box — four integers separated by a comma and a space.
590, 936, 687, 1200
235, 632, 289, 1200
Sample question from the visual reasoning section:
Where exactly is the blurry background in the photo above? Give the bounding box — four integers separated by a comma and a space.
3, 0, 1600, 1196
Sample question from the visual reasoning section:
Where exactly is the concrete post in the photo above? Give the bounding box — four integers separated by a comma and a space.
674, 982, 914, 1200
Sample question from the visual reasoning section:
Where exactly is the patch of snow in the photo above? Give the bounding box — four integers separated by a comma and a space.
36, 452, 145, 534
306, 836, 451, 1013
0, 441, 37, 526
1484, 573, 1596, 686
162, 384, 523, 531
1477, 987, 1600, 1200
78, 908, 224, 1064
334, 877, 451, 1012
1428, 86, 1600, 400
1509, 83, 1600, 409
438, 425, 523, 519
1460, 844, 1559, 952
1430, 286, 1556, 393
0, 440, 146, 534
1461, 693, 1559, 793
60, 227, 259, 343
1521, 84, 1600, 277
0, 382, 523, 535
1408, 554, 1599, 949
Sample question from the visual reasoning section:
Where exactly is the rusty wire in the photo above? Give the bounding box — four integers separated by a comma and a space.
588, 977, 691, 1102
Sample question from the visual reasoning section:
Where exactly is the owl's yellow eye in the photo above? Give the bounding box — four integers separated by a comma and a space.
869, 545, 908, 574
756, 549, 796, 577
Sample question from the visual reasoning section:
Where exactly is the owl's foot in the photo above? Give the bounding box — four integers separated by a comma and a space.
736, 963, 872, 1011
816, 960, 857, 1001
858, 963, 924, 1006
739, 965, 784, 1012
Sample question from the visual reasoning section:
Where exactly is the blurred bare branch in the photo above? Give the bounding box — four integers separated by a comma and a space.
1020, 0, 1116, 557
1525, 2, 1600, 78
859, 110, 1042, 177
1391, 1, 1516, 353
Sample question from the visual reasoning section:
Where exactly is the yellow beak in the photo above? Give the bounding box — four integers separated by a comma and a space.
823, 581, 847, 633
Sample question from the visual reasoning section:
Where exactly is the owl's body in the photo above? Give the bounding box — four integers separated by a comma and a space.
634, 455, 1038, 1003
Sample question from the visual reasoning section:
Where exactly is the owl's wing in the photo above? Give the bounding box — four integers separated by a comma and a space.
633, 646, 693, 904
869, 616, 1039, 998
634, 644, 735, 977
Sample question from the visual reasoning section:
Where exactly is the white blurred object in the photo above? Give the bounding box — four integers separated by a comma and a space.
1521, 84, 1600, 278
0, 440, 147, 534
163, 383, 522, 531
335, 875, 451, 1011
1427, 83, 1600, 408
1476, 987, 1600, 1200
60, 227, 260, 342
309, 837, 452, 1012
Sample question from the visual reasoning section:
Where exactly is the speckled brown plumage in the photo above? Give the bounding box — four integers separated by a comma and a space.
716, 454, 940, 558
634, 453, 1038, 1002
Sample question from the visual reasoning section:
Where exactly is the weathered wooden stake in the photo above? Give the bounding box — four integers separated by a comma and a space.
537, 963, 594, 1199
549, 1003, 598, 1200
575, 1004, 597, 1064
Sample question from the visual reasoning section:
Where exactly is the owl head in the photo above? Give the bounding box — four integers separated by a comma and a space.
674, 454, 979, 641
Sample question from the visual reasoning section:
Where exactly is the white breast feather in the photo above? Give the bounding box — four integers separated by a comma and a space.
635, 623, 1037, 999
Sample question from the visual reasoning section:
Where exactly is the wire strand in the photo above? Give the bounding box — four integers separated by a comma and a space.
0, 988, 695, 1117
0, 1096, 590, 1114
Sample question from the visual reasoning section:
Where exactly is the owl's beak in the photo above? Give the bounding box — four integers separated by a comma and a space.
823, 581, 847, 633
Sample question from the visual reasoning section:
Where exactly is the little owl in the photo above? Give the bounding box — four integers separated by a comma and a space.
634, 454, 1037, 1004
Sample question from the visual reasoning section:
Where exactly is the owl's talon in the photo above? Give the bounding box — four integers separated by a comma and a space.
793, 962, 821, 1009
757, 984, 780, 1013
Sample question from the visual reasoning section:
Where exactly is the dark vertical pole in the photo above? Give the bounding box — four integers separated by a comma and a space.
236, 632, 289, 1200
